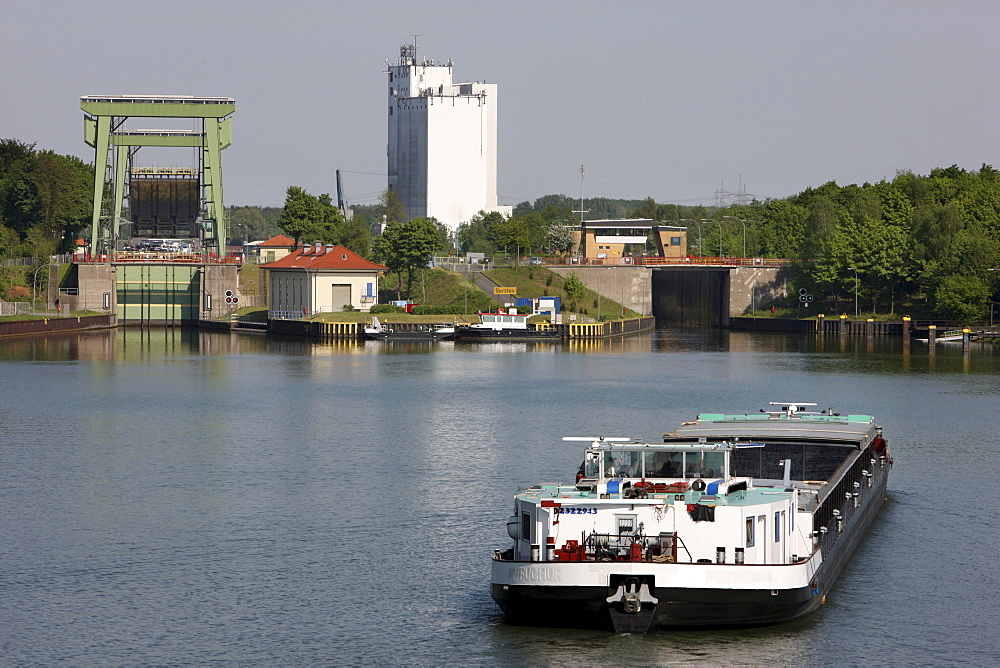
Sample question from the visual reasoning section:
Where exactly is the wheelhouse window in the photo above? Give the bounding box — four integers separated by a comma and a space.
746, 518, 755, 547
684, 450, 725, 478
603, 450, 641, 478
644, 450, 683, 477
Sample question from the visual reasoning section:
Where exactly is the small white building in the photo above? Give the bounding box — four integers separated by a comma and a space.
261, 243, 387, 316
386, 42, 511, 230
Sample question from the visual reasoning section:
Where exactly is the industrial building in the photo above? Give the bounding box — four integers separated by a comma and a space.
386, 43, 511, 230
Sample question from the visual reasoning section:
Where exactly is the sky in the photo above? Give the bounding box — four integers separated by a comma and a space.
2, 0, 998, 210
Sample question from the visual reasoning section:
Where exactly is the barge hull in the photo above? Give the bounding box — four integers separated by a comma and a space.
492, 582, 819, 630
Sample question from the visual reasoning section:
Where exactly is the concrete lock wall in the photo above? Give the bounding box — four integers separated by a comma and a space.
548, 266, 654, 316
201, 265, 241, 319
62, 263, 117, 313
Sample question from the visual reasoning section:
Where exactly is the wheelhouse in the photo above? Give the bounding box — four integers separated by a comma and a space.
576, 439, 731, 485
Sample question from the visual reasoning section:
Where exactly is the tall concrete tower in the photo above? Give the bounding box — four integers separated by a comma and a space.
386, 43, 511, 230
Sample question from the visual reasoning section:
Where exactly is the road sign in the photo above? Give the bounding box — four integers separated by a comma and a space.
494, 287, 517, 295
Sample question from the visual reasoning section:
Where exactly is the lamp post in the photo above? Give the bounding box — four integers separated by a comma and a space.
989, 268, 998, 326
32, 262, 53, 315
701, 219, 722, 258
597, 268, 602, 322
848, 266, 860, 317
722, 216, 748, 259
679, 218, 702, 256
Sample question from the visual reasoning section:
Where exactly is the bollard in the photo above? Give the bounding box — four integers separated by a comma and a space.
963, 328, 971, 353
902, 315, 911, 346
839, 313, 847, 336
866, 318, 874, 338
928, 324, 937, 346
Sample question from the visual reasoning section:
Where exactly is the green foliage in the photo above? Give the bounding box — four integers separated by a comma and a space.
489, 216, 531, 254
0, 140, 93, 259
563, 274, 586, 299
378, 188, 406, 224
370, 303, 406, 314
228, 205, 281, 243
277, 186, 371, 257
934, 274, 991, 320
371, 217, 444, 298
411, 300, 493, 315
456, 213, 495, 254
545, 224, 574, 255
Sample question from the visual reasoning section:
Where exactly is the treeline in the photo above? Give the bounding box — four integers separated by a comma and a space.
1, 139, 93, 260
227, 205, 282, 244
682, 166, 1000, 320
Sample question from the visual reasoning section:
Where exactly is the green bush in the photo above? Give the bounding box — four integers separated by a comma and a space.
370, 303, 406, 314
564, 274, 586, 299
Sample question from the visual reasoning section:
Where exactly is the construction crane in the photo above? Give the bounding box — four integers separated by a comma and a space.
336, 169, 349, 219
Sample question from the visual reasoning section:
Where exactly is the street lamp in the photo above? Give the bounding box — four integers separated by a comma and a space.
722, 216, 748, 259
989, 268, 998, 326
32, 262, 53, 315
848, 267, 860, 317
679, 218, 702, 256
701, 219, 723, 258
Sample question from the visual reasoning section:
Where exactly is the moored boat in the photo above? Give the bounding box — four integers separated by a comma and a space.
490, 402, 892, 633
363, 316, 454, 341
452, 310, 559, 342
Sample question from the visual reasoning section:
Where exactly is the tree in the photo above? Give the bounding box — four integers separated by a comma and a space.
339, 215, 372, 258
564, 274, 586, 299
377, 188, 406, 225
456, 213, 494, 254
277, 187, 348, 247
0, 144, 92, 257
934, 274, 991, 321
489, 216, 531, 257
371, 217, 442, 297
545, 224, 574, 255
278, 186, 319, 244
757, 200, 808, 258
229, 206, 272, 243
633, 196, 659, 220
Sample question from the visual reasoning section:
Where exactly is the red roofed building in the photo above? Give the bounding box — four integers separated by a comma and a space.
255, 234, 298, 263
261, 242, 388, 315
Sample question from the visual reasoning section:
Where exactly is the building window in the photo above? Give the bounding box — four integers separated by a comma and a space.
671, 236, 681, 246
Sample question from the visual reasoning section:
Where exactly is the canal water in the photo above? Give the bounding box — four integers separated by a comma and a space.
1, 328, 997, 664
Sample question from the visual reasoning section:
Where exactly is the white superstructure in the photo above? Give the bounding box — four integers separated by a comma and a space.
386, 43, 511, 230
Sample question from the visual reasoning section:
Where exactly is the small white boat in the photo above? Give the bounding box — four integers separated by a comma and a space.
364, 316, 454, 342
490, 402, 892, 633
